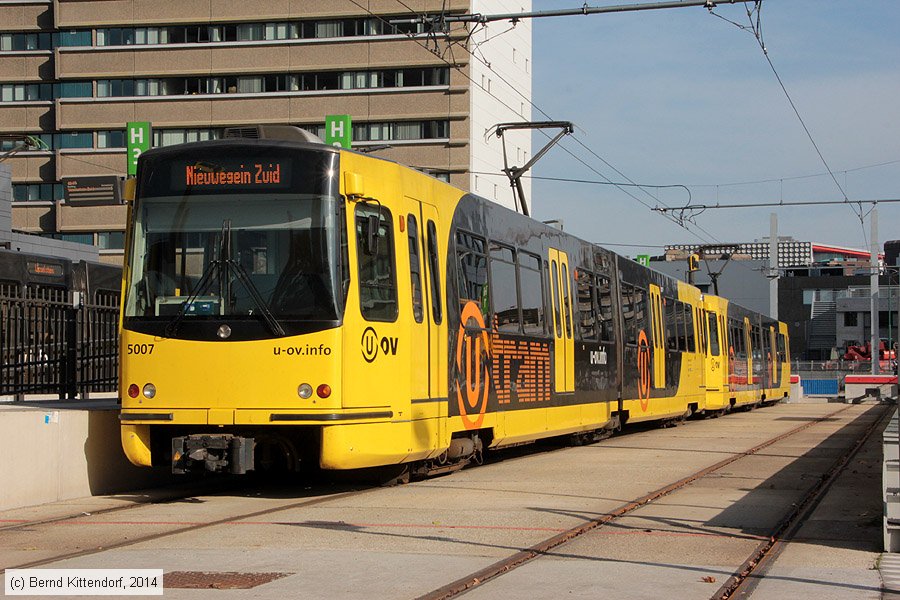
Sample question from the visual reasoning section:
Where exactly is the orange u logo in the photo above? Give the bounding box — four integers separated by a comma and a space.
638, 329, 651, 410
456, 301, 491, 429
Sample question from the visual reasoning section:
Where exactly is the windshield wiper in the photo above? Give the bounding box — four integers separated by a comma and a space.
164, 224, 224, 337
165, 220, 286, 338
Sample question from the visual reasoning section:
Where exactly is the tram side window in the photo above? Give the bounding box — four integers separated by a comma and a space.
519, 252, 545, 336
355, 205, 398, 322
621, 283, 635, 345
550, 261, 562, 337
561, 263, 573, 339
489, 242, 519, 333
407, 214, 423, 323
730, 319, 744, 359
663, 297, 678, 352
456, 230, 488, 313
622, 285, 647, 345
633, 287, 646, 343
687, 305, 697, 352
597, 275, 614, 342
753, 326, 763, 361
426, 220, 442, 325
576, 269, 597, 341
698, 308, 707, 355
777, 332, 787, 363
672, 300, 684, 350
708, 312, 720, 356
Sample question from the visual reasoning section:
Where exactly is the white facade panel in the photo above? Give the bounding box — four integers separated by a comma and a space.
469, 0, 533, 213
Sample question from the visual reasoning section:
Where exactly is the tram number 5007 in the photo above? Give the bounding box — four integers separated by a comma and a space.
126, 343, 155, 355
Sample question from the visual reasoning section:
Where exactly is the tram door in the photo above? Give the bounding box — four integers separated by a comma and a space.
407, 200, 442, 399
768, 326, 778, 388
649, 285, 665, 389
407, 199, 444, 449
548, 248, 574, 393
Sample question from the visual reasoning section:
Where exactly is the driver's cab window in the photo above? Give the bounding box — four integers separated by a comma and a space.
355, 204, 397, 321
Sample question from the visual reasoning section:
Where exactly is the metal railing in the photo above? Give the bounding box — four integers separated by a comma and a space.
0, 284, 120, 400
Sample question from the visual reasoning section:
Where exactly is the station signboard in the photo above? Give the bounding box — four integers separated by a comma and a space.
325, 115, 352, 149
127, 121, 151, 176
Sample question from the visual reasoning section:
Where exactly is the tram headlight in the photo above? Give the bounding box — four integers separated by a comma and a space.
142, 383, 157, 399
298, 383, 313, 399
317, 384, 332, 398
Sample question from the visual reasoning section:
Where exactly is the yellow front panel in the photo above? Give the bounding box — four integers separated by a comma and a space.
120, 328, 342, 418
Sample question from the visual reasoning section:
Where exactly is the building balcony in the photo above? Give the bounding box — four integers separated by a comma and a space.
54, 0, 469, 28
1, 1, 52, 31
0, 52, 53, 83
10, 200, 54, 233
56, 149, 126, 180
0, 101, 54, 132
55, 200, 127, 233
56, 37, 462, 79
56, 86, 468, 129
3, 151, 54, 182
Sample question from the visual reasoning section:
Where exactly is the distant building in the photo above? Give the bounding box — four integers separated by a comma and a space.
651, 237, 896, 361
1, 0, 532, 264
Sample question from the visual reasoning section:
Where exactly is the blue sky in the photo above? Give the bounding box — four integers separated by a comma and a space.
527, 0, 900, 257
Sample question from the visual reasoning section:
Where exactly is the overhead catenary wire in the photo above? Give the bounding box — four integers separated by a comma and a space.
407, 3, 730, 244
709, 1, 870, 249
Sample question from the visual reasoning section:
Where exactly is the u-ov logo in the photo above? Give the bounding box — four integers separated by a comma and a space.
362, 327, 379, 362
361, 327, 399, 363
456, 301, 491, 430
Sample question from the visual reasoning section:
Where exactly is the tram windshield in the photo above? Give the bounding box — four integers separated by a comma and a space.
123, 145, 344, 339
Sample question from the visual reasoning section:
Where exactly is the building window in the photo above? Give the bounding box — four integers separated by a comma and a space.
152, 128, 219, 147
0, 32, 54, 51
92, 67, 447, 99
55, 30, 92, 47
1, 134, 52, 151
13, 183, 65, 202
55, 81, 93, 98
45, 233, 94, 246
55, 132, 93, 149
97, 28, 134, 46
97, 232, 125, 250
97, 130, 126, 148
844, 312, 858, 327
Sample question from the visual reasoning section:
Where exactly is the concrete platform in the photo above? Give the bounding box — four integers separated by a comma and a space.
0, 402, 892, 599
0, 400, 175, 512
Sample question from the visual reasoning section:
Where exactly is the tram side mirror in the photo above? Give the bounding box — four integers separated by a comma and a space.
365, 214, 380, 256
344, 172, 364, 198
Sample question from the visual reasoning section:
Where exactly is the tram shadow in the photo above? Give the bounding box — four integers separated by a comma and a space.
692, 404, 886, 553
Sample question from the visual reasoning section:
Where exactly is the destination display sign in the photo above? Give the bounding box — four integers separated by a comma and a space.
26, 261, 64, 278
172, 159, 292, 191
140, 147, 337, 199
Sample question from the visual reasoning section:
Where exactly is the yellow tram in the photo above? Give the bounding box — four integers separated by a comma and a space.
119, 127, 789, 476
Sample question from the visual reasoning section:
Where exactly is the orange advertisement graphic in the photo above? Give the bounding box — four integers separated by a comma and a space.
492, 315, 551, 405
637, 329, 651, 411
456, 301, 491, 430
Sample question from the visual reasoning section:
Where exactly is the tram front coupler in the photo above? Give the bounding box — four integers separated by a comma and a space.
172, 434, 255, 474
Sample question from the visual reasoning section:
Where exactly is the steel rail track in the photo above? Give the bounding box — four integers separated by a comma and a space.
0, 478, 240, 534
417, 404, 866, 600
711, 402, 894, 600
1, 484, 373, 571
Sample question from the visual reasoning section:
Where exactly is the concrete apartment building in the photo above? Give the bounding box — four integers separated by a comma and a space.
0, 0, 532, 264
